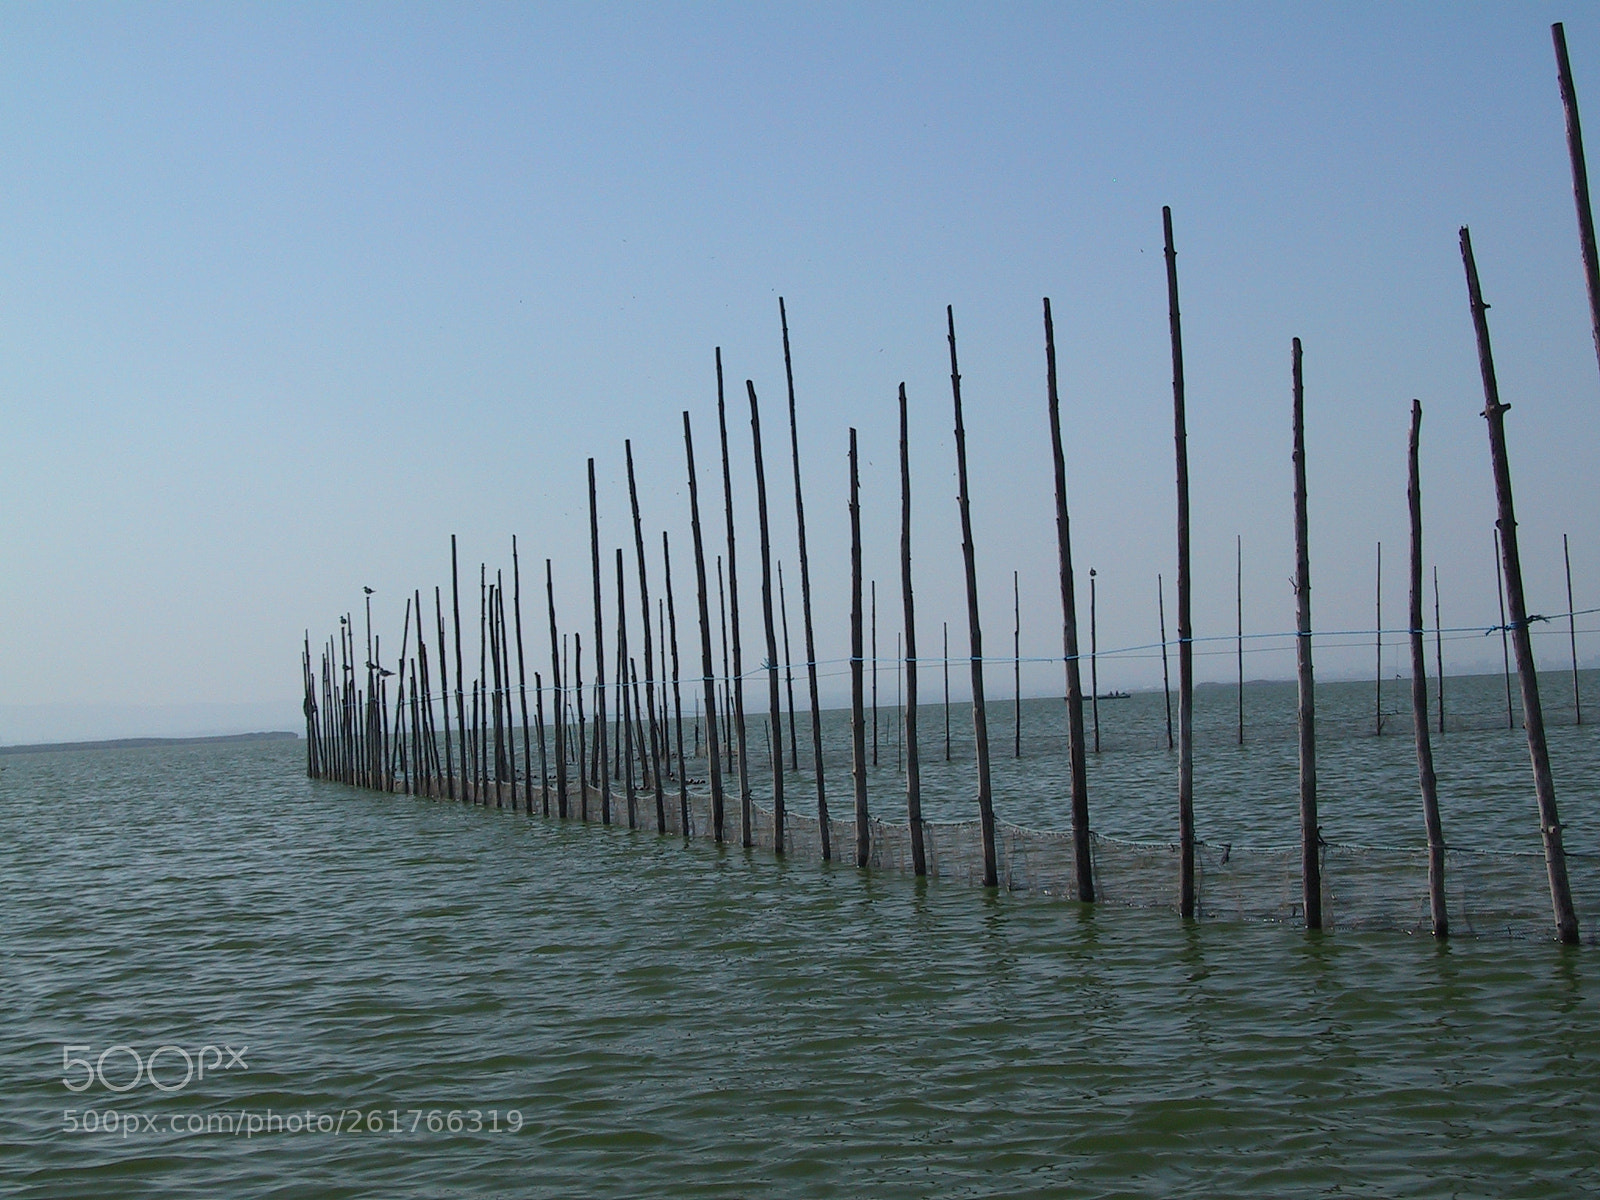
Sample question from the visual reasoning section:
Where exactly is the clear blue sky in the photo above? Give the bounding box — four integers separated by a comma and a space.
2, 2, 1597, 741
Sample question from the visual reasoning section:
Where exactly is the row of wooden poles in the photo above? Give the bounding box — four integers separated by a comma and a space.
303, 24, 1597, 944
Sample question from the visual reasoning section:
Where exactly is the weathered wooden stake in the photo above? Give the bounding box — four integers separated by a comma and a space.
513, 539, 533, 812
899, 383, 927, 876
849, 428, 870, 868
716, 358, 753, 849
1554, 22, 1600, 380
625, 442, 666, 827
663, 530, 690, 835
1434, 566, 1445, 735
1164, 205, 1197, 920
943, 621, 951, 762
779, 560, 799, 772
872, 580, 880, 768
1408, 398, 1449, 937
535, 670, 549, 817
436, 587, 455, 799
545, 559, 567, 818
575, 631, 589, 821
1566, 534, 1582, 725
1496, 527, 1514, 729
748, 380, 786, 853
588, 459, 611, 826
1089, 568, 1100, 753
1012, 571, 1021, 759
948, 305, 998, 888
1158, 574, 1173, 751
1461, 224, 1580, 944
1044, 297, 1094, 901
1291, 337, 1322, 931
452, 537, 467, 802
1375, 542, 1384, 737
780, 298, 830, 858
617, 547, 636, 829
1236, 534, 1244, 746
684, 411, 726, 842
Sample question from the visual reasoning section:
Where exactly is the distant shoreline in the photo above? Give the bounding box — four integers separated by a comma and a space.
0, 731, 300, 756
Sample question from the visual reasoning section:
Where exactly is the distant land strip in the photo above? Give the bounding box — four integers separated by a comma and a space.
0, 731, 300, 756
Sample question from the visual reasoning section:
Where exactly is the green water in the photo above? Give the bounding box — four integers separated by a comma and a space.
3, 674, 1598, 1197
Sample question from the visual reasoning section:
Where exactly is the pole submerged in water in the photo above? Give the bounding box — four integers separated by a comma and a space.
1291, 337, 1322, 931
748, 380, 786, 853
1460, 224, 1579, 945
1044, 297, 1093, 902
1407, 398, 1449, 937
948, 305, 998, 888
899, 384, 926, 875
1553, 22, 1600, 381
1164, 206, 1197, 920
849, 427, 870, 868
684, 410, 726, 843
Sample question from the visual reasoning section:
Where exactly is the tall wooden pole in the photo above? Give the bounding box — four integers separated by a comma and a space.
626, 442, 666, 829
452, 536, 466, 801
716, 355, 753, 849
1496, 527, 1514, 729
574, 631, 588, 821
436, 587, 454, 799
1012, 571, 1021, 759
1158, 574, 1173, 751
1164, 205, 1197, 920
588, 459, 611, 826
664, 530, 690, 836
849, 428, 870, 868
616, 548, 636, 829
545, 559, 567, 818
778, 561, 799, 772
1089, 569, 1100, 753
684, 411, 726, 843
1460, 224, 1580, 944
513, 538, 533, 812
780, 298, 830, 859
535, 670, 548, 816
1044, 297, 1093, 901
948, 305, 998, 887
748, 380, 786, 853
1554, 23, 1600, 380
1291, 337, 1323, 931
1434, 566, 1445, 735
1566, 534, 1583, 725
1408, 398, 1449, 937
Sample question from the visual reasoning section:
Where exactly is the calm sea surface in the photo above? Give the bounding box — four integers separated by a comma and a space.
3, 673, 1597, 1198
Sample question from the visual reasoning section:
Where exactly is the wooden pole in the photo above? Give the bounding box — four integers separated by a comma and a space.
684, 411, 726, 842
1012, 571, 1021, 759
1434, 566, 1445, 735
1043, 297, 1094, 901
748, 380, 786, 853
1554, 22, 1600, 381
899, 383, 926, 876
575, 631, 588, 821
1460, 224, 1580, 944
1566, 534, 1582, 724
513, 539, 532, 812
779, 560, 799, 772
895, 631, 902, 774
480, 564, 489, 802
716, 357, 753, 849
780, 298, 830, 859
664, 530, 690, 835
625, 442, 666, 828
1159, 574, 1173, 751
588, 459, 611, 826
716, 555, 730, 778
617, 547, 636, 829
535, 671, 548, 816
1089, 569, 1100, 753
948, 305, 998, 888
1291, 336, 1323, 931
1496, 527, 1514, 729
1164, 205, 1197, 920
435, 587, 454, 798
545, 559, 568, 818
1408, 398, 1449, 937
452, 536, 466, 802
849, 427, 870, 868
